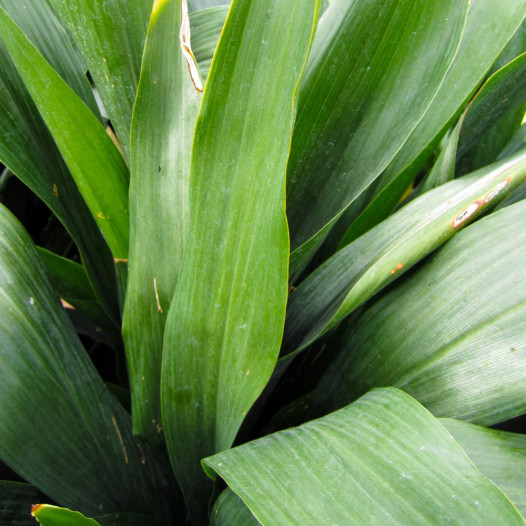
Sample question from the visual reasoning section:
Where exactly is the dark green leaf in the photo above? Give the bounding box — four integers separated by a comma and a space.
456, 52, 526, 176
0, 481, 44, 526
0, 204, 176, 520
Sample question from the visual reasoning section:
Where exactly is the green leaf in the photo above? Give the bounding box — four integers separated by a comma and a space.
189, 0, 229, 11
0, 0, 100, 119
47, 0, 152, 160
442, 419, 526, 517
286, 0, 468, 277
415, 120, 460, 195
161, 0, 320, 519
0, 21, 119, 322
123, 0, 201, 442
211, 489, 260, 526
0, 7, 130, 259
341, 0, 526, 247
31, 504, 100, 526
283, 151, 526, 355
456, 52, 526, 176
0, 204, 175, 520
190, 6, 228, 83
312, 199, 526, 426
204, 388, 525, 525
37, 248, 121, 348
0, 481, 44, 526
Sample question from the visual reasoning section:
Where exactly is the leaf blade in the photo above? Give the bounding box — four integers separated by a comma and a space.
161, 0, 320, 518
204, 388, 525, 525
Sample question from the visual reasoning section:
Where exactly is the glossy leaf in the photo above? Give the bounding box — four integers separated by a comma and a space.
0, 7, 130, 259
286, 0, 468, 276
456, 52, 526, 176
161, 0, 320, 519
31, 504, 100, 526
283, 151, 526, 355
48, 0, 152, 159
123, 0, 201, 442
204, 388, 525, 525
190, 6, 228, 83
0, 0, 100, 118
0, 204, 175, 520
442, 419, 526, 516
0, 22, 119, 322
0, 481, 44, 526
312, 199, 526, 426
211, 489, 260, 526
341, 0, 526, 246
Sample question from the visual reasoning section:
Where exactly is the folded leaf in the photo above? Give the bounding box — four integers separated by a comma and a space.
204, 388, 525, 525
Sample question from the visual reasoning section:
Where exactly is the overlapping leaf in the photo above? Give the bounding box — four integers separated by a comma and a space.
0, 0, 100, 118
204, 388, 524, 525
0, 7, 130, 259
311, 199, 526, 426
340, 0, 526, 246
455, 52, 526, 176
0, 204, 176, 521
161, 0, 320, 519
211, 489, 260, 526
285, 0, 468, 277
0, 17, 119, 321
48, 0, 152, 159
283, 151, 526, 355
190, 6, 228, 82
442, 419, 526, 516
123, 0, 201, 442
